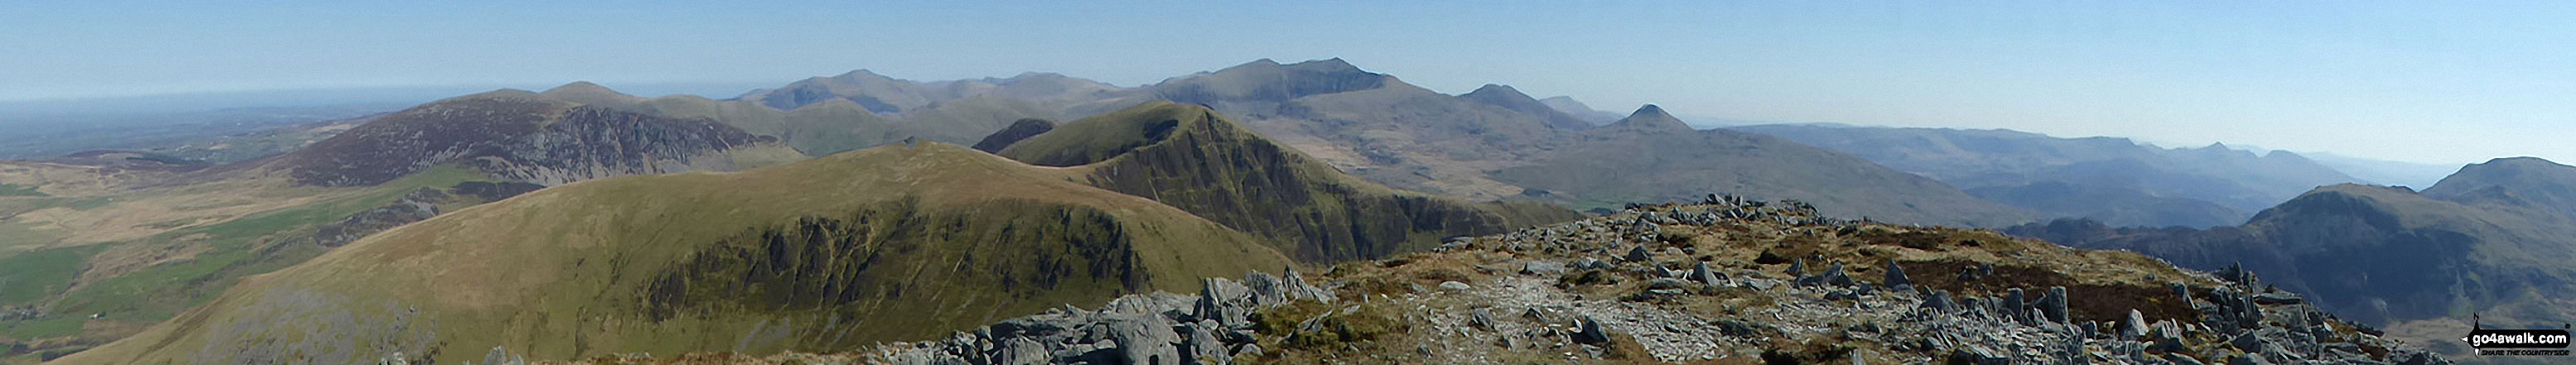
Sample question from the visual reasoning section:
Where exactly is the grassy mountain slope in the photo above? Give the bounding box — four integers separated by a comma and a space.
999, 102, 1576, 262
1495, 106, 2038, 227
58, 142, 1297, 364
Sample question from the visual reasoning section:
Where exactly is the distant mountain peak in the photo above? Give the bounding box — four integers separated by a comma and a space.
538, 81, 634, 103
1538, 95, 1624, 125
443, 89, 542, 102
833, 69, 893, 80
1459, 84, 1590, 129
1468, 84, 1521, 95
1461, 84, 1536, 103
2415, 156, 2576, 219
1608, 104, 1691, 131
2482, 156, 2564, 167
1151, 58, 1392, 103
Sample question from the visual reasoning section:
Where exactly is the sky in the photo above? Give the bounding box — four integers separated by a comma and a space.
2, 1, 2569, 165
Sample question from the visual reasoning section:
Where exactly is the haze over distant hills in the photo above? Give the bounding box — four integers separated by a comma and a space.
1734, 124, 2365, 228
2010, 156, 2576, 360
2310, 151, 2472, 190
714, 58, 2038, 227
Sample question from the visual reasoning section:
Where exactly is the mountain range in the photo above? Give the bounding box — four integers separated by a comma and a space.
2010, 156, 2576, 362
0, 57, 2505, 364
1732, 124, 2369, 228
700, 58, 2038, 227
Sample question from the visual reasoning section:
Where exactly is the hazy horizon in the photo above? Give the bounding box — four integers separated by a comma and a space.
5, 1, 2569, 166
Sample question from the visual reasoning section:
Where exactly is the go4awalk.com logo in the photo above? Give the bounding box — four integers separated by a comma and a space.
2464, 315, 2572, 357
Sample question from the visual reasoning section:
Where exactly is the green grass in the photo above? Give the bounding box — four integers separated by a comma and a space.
0, 315, 84, 339
0, 247, 94, 305
0, 184, 41, 197
0, 222, 66, 253
59, 197, 110, 211
50, 164, 494, 320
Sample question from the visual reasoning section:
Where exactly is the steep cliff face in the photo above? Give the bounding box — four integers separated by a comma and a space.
1000, 102, 1576, 262
274, 92, 788, 187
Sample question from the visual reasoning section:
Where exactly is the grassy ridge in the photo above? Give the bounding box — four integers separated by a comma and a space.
59, 143, 1296, 364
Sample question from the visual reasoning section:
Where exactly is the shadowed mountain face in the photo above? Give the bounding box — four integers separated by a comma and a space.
274, 91, 791, 187
2010, 157, 2576, 359
969, 118, 1056, 153
60, 143, 1302, 364
1734, 124, 2366, 228
1000, 102, 1576, 262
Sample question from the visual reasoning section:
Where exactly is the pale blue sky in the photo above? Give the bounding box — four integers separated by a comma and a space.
2, 1, 2568, 165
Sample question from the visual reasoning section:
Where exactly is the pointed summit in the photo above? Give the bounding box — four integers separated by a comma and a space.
1607, 104, 1692, 132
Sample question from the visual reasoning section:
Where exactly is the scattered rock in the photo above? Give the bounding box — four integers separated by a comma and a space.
1821, 263, 1853, 286
1690, 262, 1723, 287
2120, 310, 2149, 340
1573, 316, 1612, 345
1521, 260, 1566, 276
1882, 259, 1909, 287
2038, 286, 2068, 324
1440, 281, 1473, 291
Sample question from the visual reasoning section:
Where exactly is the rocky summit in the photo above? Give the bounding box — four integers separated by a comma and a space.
515, 195, 2446, 365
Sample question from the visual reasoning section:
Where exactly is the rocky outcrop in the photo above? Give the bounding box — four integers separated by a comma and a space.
312, 188, 446, 247
311, 180, 548, 247
468, 106, 767, 185
869, 269, 1332, 365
